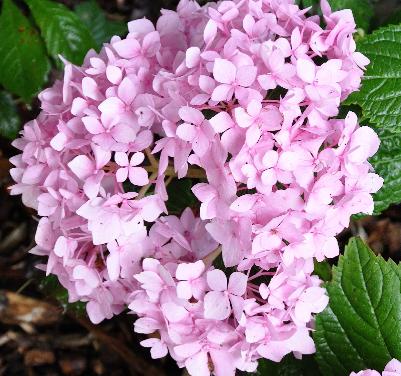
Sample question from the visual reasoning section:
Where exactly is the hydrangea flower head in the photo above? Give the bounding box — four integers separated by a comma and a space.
10, 0, 382, 374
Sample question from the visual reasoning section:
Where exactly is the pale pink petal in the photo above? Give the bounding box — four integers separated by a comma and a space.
209, 112, 234, 133
82, 77, 102, 100
162, 302, 188, 322
87, 301, 104, 324
118, 77, 137, 105
176, 260, 205, 280
277, 151, 299, 171
258, 74, 276, 90
177, 123, 197, 142
107, 251, 120, 281
129, 167, 149, 186
130, 152, 145, 166
50, 132, 67, 151
261, 168, 277, 186
128, 18, 155, 35
186, 47, 201, 68
211, 84, 233, 102
384, 359, 401, 375
228, 272, 247, 296
68, 155, 94, 180
297, 58, 316, 83
206, 269, 227, 291
142, 31, 160, 56
262, 150, 279, 169
176, 281, 192, 300
230, 194, 257, 212
179, 106, 204, 125
116, 167, 129, 182
115, 152, 129, 167
234, 107, 253, 128
236, 65, 257, 87
113, 38, 141, 59
199, 75, 215, 93
246, 124, 261, 146
82, 116, 104, 135
204, 291, 231, 320
98, 97, 125, 114
213, 58, 236, 84
174, 342, 202, 359
106, 65, 122, 84
204, 20, 217, 44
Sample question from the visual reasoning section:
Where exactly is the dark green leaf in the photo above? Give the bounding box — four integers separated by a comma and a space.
345, 24, 401, 133
313, 260, 332, 282
0, 0, 50, 101
255, 355, 321, 376
0, 91, 20, 139
75, 0, 127, 49
40, 274, 86, 315
314, 237, 401, 375
166, 179, 198, 213
25, 0, 96, 66
370, 128, 401, 213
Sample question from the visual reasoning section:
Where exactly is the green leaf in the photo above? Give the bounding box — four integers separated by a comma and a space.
25, 0, 96, 66
327, 0, 373, 30
370, 128, 401, 213
40, 274, 86, 315
314, 237, 401, 376
313, 260, 332, 282
0, 91, 20, 139
166, 179, 198, 214
255, 355, 322, 376
75, 0, 127, 49
345, 24, 401, 133
0, 0, 50, 102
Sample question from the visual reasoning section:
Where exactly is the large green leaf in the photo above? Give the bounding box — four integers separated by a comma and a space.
0, 0, 50, 102
25, 0, 96, 66
75, 0, 127, 49
314, 237, 401, 375
345, 24, 401, 133
370, 128, 401, 213
0, 91, 20, 139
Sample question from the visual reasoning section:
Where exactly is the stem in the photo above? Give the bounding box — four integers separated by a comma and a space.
202, 246, 222, 267
145, 148, 158, 169
137, 172, 158, 199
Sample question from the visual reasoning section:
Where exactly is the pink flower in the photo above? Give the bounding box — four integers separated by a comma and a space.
176, 106, 214, 156
68, 144, 111, 198
115, 151, 149, 186
212, 58, 257, 102
204, 269, 247, 320
9, 0, 383, 374
176, 260, 206, 299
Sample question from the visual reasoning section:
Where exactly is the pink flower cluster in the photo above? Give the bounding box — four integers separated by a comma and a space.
10, 0, 383, 374
350, 359, 401, 376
